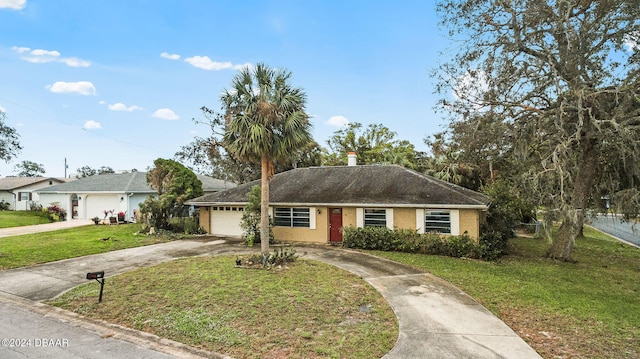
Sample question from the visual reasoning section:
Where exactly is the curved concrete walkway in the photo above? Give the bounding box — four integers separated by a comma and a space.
0, 224, 541, 358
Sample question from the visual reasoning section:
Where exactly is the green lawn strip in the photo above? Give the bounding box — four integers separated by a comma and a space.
0, 211, 51, 228
0, 224, 170, 269
369, 227, 640, 359
49, 256, 398, 359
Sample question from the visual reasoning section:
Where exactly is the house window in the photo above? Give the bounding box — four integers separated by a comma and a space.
274, 207, 310, 228
364, 209, 386, 227
425, 210, 451, 234
18, 192, 30, 201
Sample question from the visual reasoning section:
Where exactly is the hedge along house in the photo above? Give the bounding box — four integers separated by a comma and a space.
187, 157, 491, 244
36, 172, 236, 222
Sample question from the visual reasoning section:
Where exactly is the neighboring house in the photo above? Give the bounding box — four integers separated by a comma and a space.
186, 163, 491, 244
36, 172, 236, 221
0, 177, 69, 211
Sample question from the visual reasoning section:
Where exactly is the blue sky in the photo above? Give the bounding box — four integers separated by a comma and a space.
0, 0, 448, 177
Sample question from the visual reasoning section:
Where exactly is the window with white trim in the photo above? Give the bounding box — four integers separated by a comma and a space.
274, 207, 310, 228
425, 210, 451, 234
364, 208, 387, 227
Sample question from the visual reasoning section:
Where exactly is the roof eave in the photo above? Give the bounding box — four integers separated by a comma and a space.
188, 201, 488, 210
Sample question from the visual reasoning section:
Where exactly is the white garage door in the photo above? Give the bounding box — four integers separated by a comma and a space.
209, 207, 244, 237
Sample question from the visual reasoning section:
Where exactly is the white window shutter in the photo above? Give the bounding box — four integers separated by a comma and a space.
386, 208, 394, 229
356, 208, 364, 228
416, 209, 425, 234
309, 207, 316, 229
450, 210, 460, 235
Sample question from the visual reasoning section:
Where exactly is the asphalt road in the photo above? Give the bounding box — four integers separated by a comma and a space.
587, 215, 640, 247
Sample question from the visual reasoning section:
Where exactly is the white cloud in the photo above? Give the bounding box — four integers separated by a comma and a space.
152, 108, 179, 120
30, 49, 60, 57
46, 81, 96, 95
0, 105, 6, 112
83, 120, 102, 130
11, 46, 30, 53
0, 0, 26, 10
326, 115, 349, 127
59, 57, 91, 67
184, 55, 249, 71
98, 100, 106, 105
160, 52, 180, 60
12, 47, 91, 67
108, 102, 143, 112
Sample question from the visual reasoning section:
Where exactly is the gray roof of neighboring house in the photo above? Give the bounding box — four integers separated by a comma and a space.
36, 172, 236, 194
187, 165, 491, 209
0, 177, 69, 191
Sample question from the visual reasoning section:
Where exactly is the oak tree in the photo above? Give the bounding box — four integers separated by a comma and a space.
435, 0, 640, 260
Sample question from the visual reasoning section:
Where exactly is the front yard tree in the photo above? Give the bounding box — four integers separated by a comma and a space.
98, 166, 115, 175
0, 111, 22, 168
323, 122, 420, 169
435, 1, 640, 261
76, 166, 97, 178
76, 165, 115, 178
222, 63, 313, 253
140, 158, 203, 230
13, 160, 45, 177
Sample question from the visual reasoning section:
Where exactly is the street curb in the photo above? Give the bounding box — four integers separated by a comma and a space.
585, 224, 640, 249
0, 290, 233, 359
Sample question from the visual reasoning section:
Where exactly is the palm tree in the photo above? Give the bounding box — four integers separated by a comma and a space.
221, 63, 313, 252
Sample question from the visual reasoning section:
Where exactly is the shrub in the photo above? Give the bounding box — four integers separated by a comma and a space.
0, 200, 9, 210
478, 231, 509, 261
342, 226, 399, 251
240, 247, 298, 269
46, 205, 66, 222
342, 226, 502, 260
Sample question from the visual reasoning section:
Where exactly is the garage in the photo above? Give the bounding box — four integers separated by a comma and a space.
209, 206, 244, 237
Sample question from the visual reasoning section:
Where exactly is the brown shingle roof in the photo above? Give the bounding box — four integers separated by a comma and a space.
187, 165, 491, 208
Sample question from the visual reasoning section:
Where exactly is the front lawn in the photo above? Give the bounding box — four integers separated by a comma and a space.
370, 227, 640, 359
49, 255, 398, 359
0, 210, 51, 228
0, 224, 171, 269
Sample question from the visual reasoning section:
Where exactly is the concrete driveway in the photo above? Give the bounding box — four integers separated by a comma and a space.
0, 219, 93, 238
0, 224, 541, 358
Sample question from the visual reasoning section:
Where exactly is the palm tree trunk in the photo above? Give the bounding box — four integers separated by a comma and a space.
260, 153, 270, 253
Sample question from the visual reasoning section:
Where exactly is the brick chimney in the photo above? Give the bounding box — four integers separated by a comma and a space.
348, 151, 357, 166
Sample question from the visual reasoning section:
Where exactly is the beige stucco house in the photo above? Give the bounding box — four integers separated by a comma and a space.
187, 163, 491, 244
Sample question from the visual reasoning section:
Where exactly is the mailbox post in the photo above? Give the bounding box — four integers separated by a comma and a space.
86, 271, 105, 303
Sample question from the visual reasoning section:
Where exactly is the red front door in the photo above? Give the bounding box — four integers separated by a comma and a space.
329, 208, 343, 244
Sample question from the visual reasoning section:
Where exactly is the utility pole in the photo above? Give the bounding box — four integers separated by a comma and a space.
64, 158, 68, 178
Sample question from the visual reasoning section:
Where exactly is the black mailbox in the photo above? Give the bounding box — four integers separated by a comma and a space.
86, 271, 106, 303
86, 271, 104, 280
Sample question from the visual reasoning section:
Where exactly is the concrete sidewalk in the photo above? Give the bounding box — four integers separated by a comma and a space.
0, 234, 541, 358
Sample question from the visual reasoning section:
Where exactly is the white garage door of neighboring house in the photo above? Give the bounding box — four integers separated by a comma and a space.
209, 206, 244, 237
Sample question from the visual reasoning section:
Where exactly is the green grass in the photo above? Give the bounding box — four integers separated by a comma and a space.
0, 210, 51, 228
369, 227, 640, 359
49, 256, 398, 359
0, 224, 171, 269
